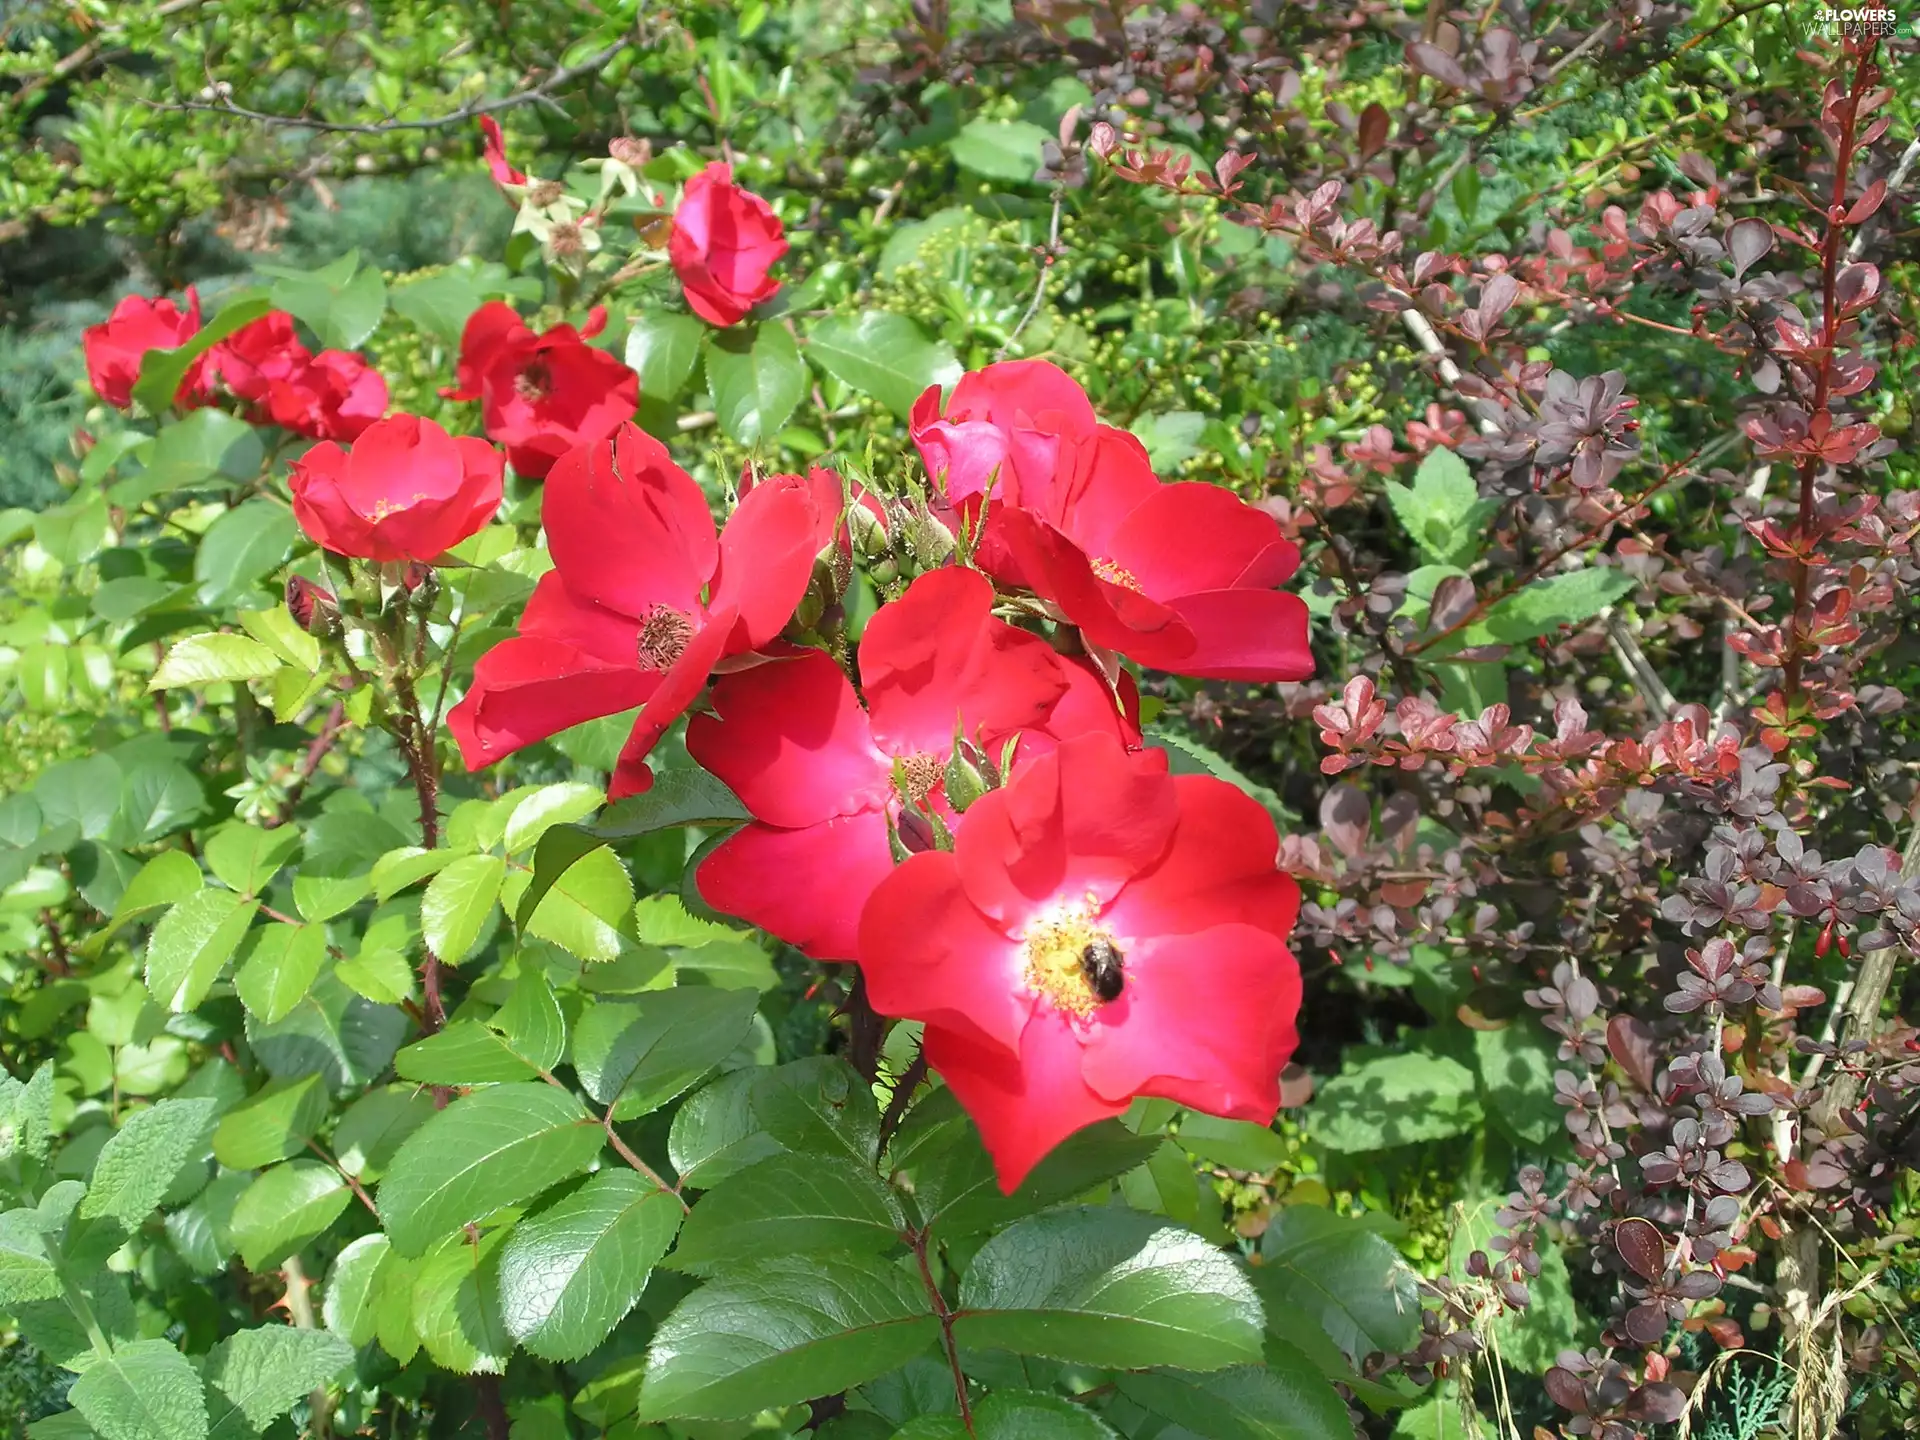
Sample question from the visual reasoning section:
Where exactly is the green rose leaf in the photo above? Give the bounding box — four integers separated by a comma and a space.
230, 1160, 352, 1270
805, 311, 962, 418
666, 1153, 902, 1275
951, 1207, 1264, 1371
705, 322, 806, 444
633, 1252, 939, 1421
498, 1170, 683, 1362
376, 1083, 604, 1257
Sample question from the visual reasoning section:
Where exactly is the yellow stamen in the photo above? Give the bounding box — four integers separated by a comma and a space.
1091, 556, 1143, 591
1021, 900, 1124, 1019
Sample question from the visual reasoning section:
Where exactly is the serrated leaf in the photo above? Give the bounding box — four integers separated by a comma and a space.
1311, 1054, 1483, 1152
163, 1170, 248, 1276
116, 763, 208, 845
1465, 568, 1634, 647
572, 987, 760, 1115
421, 853, 506, 965
494, 967, 566, 1071
411, 1230, 511, 1374
91, 851, 203, 955
212, 1073, 329, 1170
1116, 1357, 1355, 1440
323, 1233, 391, 1347
246, 972, 407, 1090
503, 782, 605, 854
1385, 449, 1488, 568
519, 845, 631, 963
259, 250, 387, 349
592, 769, 750, 837
145, 891, 258, 1014
230, 1160, 352, 1270
203, 822, 302, 897
78, 1098, 219, 1227
951, 1207, 1264, 1371
291, 866, 371, 924
394, 1020, 538, 1085
370, 845, 465, 900
0, 1211, 62, 1305
668, 1068, 785, 1193
333, 946, 415, 1004
1177, 1114, 1290, 1173
668, 1153, 900, 1275
1251, 1207, 1421, 1365
625, 312, 706, 401
203, 1326, 353, 1435
499, 1170, 682, 1361
232, 923, 330, 1025
376, 1084, 603, 1257
149, 634, 283, 691
805, 312, 962, 419
333, 1087, 435, 1181
1474, 1024, 1566, 1146
195, 502, 297, 608
633, 1253, 939, 1421
705, 322, 806, 445
69, 1340, 208, 1440
237, 605, 323, 672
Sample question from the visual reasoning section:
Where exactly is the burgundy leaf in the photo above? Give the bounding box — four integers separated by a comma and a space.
1845, 178, 1886, 225
1608, 1015, 1660, 1093
1627, 1383, 1688, 1424
1319, 781, 1373, 859
1407, 41, 1473, 91
1429, 575, 1477, 631
1357, 102, 1391, 159
1544, 1368, 1591, 1414
1613, 1216, 1667, 1280
1726, 217, 1773, 278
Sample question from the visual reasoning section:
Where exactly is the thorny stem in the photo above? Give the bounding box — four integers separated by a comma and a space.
271, 700, 346, 828
1782, 43, 1879, 703
911, 1231, 974, 1433
877, 1047, 929, 1154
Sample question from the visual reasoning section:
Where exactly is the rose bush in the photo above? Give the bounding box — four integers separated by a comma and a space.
2, 6, 1917, 1440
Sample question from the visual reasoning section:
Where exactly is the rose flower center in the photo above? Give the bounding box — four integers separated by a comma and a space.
514, 362, 552, 402
893, 751, 944, 810
1020, 903, 1127, 1019
1090, 556, 1143, 592
637, 605, 695, 671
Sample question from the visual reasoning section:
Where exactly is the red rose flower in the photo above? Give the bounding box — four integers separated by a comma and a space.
669, 163, 788, 328
479, 116, 527, 188
688, 567, 1137, 961
84, 291, 203, 410
449, 424, 835, 798
261, 349, 389, 442
858, 731, 1303, 1190
444, 302, 639, 479
289, 414, 503, 563
201, 313, 388, 441
914, 360, 1314, 682
908, 358, 1097, 509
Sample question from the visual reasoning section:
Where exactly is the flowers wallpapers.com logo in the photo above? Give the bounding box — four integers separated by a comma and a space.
1813, 6, 1909, 34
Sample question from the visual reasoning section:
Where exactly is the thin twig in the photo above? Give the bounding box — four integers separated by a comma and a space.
998, 184, 1066, 361
603, 1109, 691, 1213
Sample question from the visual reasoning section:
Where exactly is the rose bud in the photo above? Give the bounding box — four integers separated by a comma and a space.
669, 162, 788, 327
